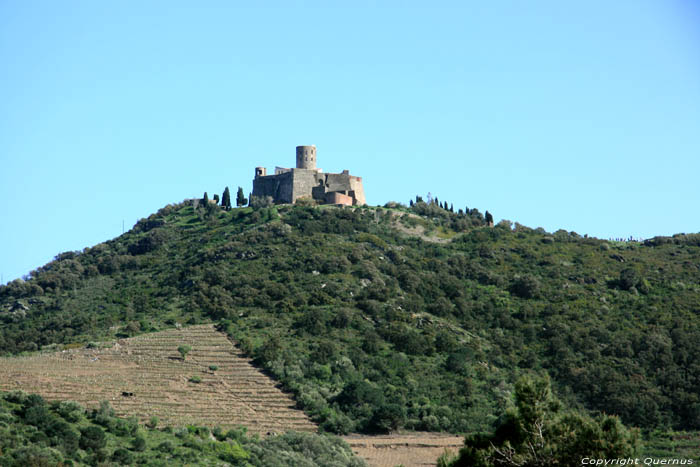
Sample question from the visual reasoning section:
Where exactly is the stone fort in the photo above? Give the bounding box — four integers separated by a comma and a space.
252, 145, 366, 206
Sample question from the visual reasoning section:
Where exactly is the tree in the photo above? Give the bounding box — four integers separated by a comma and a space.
236, 187, 247, 207
222, 187, 232, 210
485, 211, 494, 226
448, 375, 639, 466
178, 345, 191, 360
203, 192, 209, 206
213, 194, 220, 204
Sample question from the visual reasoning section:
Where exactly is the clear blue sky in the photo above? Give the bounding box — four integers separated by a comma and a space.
2, 1, 699, 284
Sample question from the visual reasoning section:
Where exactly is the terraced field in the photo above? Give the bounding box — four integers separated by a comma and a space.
0, 325, 316, 435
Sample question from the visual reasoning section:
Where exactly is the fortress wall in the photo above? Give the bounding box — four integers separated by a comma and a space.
349, 176, 366, 205
290, 169, 323, 203
323, 173, 353, 193
326, 192, 353, 206
252, 171, 294, 203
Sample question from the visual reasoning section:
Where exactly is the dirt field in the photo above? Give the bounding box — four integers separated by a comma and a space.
343, 433, 464, 467
0, 324, 315, 434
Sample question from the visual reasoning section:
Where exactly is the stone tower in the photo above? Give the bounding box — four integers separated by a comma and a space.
295, 145, 317, 170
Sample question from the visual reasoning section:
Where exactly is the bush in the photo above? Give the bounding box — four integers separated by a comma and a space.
178, 345, 191, 360
79, 426, 106, 451
509, 274, 541, 299
189, 376, 202, 384
111, 447, 133, 464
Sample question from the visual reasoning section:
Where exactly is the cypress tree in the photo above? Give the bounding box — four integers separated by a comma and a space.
222, 187, 231, 210
236, 187, 246, 207
203, 192, 209, 205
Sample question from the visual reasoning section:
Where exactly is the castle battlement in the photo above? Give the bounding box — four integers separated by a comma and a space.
252, 146, 366, 206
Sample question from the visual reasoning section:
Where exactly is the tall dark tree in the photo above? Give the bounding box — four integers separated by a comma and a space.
202, 192, 209, 206
222, 187, 232, 210
485, 210, 494, 226
236, 187, 247, 207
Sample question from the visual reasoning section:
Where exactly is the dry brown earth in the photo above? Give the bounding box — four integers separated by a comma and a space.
343, 433, 464, 467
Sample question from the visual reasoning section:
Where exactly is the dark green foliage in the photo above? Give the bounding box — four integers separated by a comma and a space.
618, 267, 641, 291
509, 274, 541, 299
203, 192, 209, 205
111, 447, 133, 464
0, 392, 365, 466
80, 425, 106, 450
1, 200, 700, 438
236, 186, 247, 207
178, 345, 191, 360
222, 186, 232, 210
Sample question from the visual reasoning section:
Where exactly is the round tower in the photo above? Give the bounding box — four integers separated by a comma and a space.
295, 145, 317, 170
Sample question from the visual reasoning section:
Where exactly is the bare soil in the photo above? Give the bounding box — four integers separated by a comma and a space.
343, 432, 464, 467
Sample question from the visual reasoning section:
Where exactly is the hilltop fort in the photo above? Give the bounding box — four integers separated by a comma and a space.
252, 145, 366, 206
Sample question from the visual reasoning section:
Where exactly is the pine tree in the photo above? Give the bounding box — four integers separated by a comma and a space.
485, 210, 494, 226
203, 192, 209, 205
222, 187, 231, 210
236, 187, 246, 207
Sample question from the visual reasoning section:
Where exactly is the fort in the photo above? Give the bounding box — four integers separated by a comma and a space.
252, 145, 366, 206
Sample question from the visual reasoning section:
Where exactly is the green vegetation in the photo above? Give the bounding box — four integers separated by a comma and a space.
222, 186, 232, 210
0, 391, 364, 466
1, 198, 700, 442
442, 375, 639, 466
237, 186, 248, 207
177, 345, 191, 360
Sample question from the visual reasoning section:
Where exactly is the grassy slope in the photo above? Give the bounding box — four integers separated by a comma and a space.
1, 200, 699, 439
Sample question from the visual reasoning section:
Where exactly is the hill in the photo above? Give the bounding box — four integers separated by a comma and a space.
1, 199, 700, 437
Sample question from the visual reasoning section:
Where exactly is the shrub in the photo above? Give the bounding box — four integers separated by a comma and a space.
510, 274, 541, 299
132, 435, 147, 451
189, 376, 202, 384
79, 426, 106, 451
216, 440, 249, 463
146, 416, 159, 429
111, 447, 133, 464
178, 345, 191, 360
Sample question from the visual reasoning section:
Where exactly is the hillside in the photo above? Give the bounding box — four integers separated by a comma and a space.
1, 199, 700, 437
0, 325, 314, 434
0, 390, 363, 466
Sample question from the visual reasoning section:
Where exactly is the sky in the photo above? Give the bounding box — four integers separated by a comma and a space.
1, 1, 699, 284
